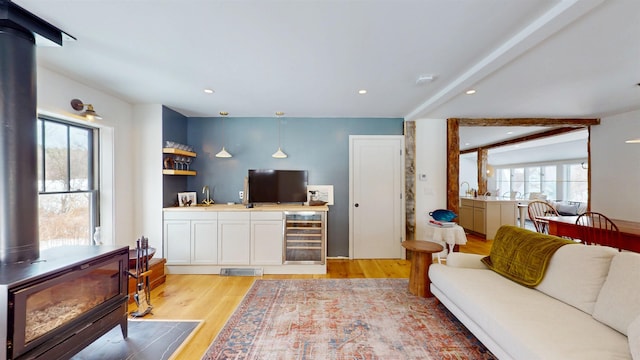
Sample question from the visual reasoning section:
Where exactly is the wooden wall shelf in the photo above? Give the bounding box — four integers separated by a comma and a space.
163, 169, 197, 176
162, 147, 197, 157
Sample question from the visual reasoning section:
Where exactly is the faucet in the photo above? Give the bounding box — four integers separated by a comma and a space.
460, 181, 471, 197
202, 185, 214, 205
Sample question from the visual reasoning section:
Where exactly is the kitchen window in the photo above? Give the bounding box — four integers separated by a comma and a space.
496, 162, 587, 202
37, 117, 99, 249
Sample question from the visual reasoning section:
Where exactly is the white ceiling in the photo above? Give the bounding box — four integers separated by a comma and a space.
13, 0, 640, 120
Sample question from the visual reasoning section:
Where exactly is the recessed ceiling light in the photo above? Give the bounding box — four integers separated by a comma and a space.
464, 142, 471, 146
507, 131, 513, 135
204, 88, 214, 94
358, 89, 367, 94
465, 89, 476, 95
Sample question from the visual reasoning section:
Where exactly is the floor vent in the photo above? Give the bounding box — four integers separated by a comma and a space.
220, 268, 263, 276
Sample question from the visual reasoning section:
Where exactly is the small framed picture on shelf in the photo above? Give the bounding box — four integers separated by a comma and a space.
178, 192, 197, 207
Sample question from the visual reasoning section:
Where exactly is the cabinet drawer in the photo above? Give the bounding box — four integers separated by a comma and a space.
460, 198, 475, 207
473, 201, 486, 209
218, 211, 250, 221
164, 211, 217, 220
251, 211, 283, 221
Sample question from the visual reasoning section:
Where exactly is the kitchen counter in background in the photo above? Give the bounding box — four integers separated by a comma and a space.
459, 197, 523, 240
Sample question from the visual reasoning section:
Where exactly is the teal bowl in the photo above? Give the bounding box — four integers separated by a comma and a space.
429, 209, 457, 222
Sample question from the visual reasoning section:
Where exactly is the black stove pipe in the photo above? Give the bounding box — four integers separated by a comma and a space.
0, 23, 39, 264
0, 1, 71, 264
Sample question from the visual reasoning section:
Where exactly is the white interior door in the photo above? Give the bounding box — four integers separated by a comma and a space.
350, 135, 405, 259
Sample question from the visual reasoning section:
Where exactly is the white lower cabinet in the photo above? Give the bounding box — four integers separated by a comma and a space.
164, 212, 218, 265
163, 206, 327, 274
250, 212, 284, 265
218, 212, 250, 265
191, 220, 218, 264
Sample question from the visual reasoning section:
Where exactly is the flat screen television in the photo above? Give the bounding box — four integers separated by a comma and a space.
248, 169, 308, 204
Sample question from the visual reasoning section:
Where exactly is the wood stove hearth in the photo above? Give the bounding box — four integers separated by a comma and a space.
0, 246, 129, 360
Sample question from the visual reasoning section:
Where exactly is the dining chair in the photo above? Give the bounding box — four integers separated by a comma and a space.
575, 212, 620, 249
527, 200, 559, 234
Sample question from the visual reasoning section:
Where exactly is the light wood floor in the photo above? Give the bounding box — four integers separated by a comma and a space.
147, 233, 491, 359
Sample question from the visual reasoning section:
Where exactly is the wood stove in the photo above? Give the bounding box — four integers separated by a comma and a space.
0, 246, 129, 360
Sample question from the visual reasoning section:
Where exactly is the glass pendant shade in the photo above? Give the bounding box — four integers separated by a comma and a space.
216, 111, 232, 158
272, 112, 287, 158
272, 147, 287, 158
215, 147, 232, 158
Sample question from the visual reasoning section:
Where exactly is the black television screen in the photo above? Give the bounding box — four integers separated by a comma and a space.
248, 169, 308, 204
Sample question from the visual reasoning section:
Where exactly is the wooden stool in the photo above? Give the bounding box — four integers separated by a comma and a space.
401, 240, 443, 297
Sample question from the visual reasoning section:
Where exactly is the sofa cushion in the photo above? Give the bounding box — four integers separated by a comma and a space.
556, 203, 579, 216
593, 252, 640, 335
481, 225, 574, 287
629, 315, 640, 360
536, 244, 618, 314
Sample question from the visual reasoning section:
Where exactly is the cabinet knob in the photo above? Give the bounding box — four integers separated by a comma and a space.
354, 203, 359, 207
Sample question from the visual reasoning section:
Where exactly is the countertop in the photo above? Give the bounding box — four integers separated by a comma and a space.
163, 203, 329, 212
460, 196, 527, 203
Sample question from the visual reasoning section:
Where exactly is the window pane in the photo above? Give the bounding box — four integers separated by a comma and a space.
542, 166, 557, 200
512, 168, 525, 195
70, 127, 90, 191
44, 122, 68, 192
39, 192, 93, 249
37, 119, 43, 192
527, 167, 541, 193
566, 164, 588, 202
496, 168, 511, 197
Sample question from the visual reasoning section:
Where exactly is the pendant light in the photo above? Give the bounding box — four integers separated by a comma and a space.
215, 111, 232, 158
272, 111, 288, 159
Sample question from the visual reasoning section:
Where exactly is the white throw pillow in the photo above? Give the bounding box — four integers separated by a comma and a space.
536, 244, 618, 314
593, 252, 640, 335
629, 315, 640, 360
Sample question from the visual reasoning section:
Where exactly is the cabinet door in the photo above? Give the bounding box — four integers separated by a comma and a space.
163, 220, 191, 265
191, 220, 218, 264
485, 203, 501, 239
251, 220, 283, 265
473, 207, 486, 235
218, 220, 250, 264
459, 205, 474, 230
501, 203, 517, 226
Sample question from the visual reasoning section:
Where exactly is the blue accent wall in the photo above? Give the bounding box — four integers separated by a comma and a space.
184, 116, 403, 257
162, 106, 189, 207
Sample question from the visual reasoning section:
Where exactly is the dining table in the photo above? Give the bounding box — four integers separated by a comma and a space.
540, 215, 640, 252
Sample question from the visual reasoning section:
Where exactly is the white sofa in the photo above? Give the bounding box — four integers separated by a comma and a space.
429, 226, 640, 360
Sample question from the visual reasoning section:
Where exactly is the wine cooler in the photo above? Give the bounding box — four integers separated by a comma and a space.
284, 211, 325, 264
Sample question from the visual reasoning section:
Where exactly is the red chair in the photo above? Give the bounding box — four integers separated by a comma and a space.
575, 212, 620, 249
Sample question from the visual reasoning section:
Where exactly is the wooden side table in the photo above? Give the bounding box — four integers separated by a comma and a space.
401, 240, 444, 297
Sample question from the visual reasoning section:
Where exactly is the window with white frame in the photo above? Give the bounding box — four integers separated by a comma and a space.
495, 161, 587, 202
37, 117, 99, 249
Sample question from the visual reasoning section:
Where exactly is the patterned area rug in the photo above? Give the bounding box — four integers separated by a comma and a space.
202, 279, 495, 359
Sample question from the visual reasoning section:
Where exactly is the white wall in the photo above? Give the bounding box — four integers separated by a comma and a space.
36, 67, 136, 247
132, 105, 164, 255
414, 119, 448, 240
590, 109, 640, 221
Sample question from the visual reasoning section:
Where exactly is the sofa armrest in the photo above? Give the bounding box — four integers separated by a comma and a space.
446, 253, 489, 269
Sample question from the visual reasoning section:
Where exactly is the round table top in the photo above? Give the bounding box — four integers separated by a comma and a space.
401, 240, 444, 253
